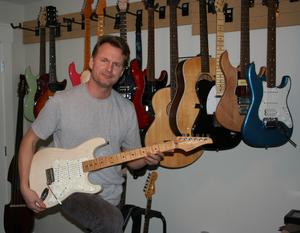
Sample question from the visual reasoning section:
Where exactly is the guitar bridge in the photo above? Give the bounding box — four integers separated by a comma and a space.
46, 168, 55, 185
263, 118, 278, 128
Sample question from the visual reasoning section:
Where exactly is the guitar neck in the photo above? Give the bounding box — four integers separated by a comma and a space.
239, 0, 250, 80
146, 6, 155, 80
83, 15, 91, 70
96, 15, 105, 37
199, 0, 210, 73
169, 1, 179, 100
49, 26, 57, 83
82, 140, 177, 172
266, 0, 277, 88
39, 27, 46, 76
143, 198, 152, 233
119, 12, 127, 42
215, 9, 225, 96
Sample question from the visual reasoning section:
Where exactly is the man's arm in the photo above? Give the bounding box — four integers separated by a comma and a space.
18, 127, 46, 212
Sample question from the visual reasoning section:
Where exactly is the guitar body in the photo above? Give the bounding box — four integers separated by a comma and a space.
192, 78, 241, 150
24, 66, 38, 122
170, 56, 216, 136
130, 59, 153, 129
68, 62, 81, 86
216, 50, 245, 132
242, 63, 293, 147
142, 71, 168, 117
145, 88, 203, 168
34, 79, 67, 117
4, 201, 34, 233
34, 73, 49, 103
30, 137, 105, 208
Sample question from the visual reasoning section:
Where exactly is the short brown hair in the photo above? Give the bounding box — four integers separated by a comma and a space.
92, 35, 130, 68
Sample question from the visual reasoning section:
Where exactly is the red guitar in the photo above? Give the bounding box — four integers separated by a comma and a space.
68, 0, 94, 86
34, 6, 67, 117
131, 10, 153, 130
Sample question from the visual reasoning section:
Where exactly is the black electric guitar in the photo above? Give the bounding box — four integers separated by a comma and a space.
113, 0, 136, 100
142, 0, 168, 118
192, 0, 241, 150
4, 75, 34, 233
143, 171, 158, 233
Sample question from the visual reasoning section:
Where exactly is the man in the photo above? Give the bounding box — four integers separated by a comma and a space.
18, 35, 163, 233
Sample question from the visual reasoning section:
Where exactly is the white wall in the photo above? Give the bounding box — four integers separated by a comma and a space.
1, 0, 300, 233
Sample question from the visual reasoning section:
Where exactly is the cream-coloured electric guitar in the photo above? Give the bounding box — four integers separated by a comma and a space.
30, 136, 212, 208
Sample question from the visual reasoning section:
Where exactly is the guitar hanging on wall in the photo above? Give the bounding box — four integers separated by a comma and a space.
216, 0, 253, 132
191, 0, 241, 151
4, 75, 35, 233
242, 0, 294, 148
68, 0, 94, 86
34, 6, 67, 117
24, 7, 47, 122
113, 0, 136, 100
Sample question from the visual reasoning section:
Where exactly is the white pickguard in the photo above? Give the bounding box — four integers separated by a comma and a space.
258, 81, 292, 128
206, 85, 221, 115
44, 157, 101, 207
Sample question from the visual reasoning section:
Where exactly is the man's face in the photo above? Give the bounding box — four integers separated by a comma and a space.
89, 43, 126, 88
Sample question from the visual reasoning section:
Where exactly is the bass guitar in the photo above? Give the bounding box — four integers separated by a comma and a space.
242, 0, 294, 148
192, 0, 241, 150
68, 0, 94, 86
142, 171, 158, 233
24, 7, 47, 122
29, 136, 212, 208
34, 6, 67, 117
144, 0, 203, 168
216, 0, 253, 132
4, 75, 34, 233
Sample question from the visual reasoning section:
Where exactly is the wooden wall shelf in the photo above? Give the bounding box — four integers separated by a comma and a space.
21, 0, 300, 44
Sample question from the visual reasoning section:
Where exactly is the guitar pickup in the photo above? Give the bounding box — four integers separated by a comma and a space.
46, 168, 55, 185
263, 118, 278, 128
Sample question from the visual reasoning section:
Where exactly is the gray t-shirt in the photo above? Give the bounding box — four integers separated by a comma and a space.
32, 84, 141, 205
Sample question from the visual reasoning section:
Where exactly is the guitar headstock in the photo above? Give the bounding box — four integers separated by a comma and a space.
38, 6, 47, 28
174, 137, 213, 152
18, 75, 28, 98
82, 0, 94, 19
117, 0, 128, 13
96, 0, 106, 16
143, 171, 158, 199
46, 6, 58, 27
214, 0, 225, 13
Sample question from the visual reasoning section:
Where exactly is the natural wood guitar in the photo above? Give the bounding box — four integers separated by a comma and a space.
29, 136, 212, 208
169, 0, 216, 136
144, 0, 203, 168
216, 0, 253, 132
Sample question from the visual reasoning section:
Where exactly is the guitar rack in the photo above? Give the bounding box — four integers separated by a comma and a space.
10, 0, 300, 44
122, 204, 167, 233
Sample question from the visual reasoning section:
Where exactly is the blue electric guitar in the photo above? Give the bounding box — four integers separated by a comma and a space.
242, 0, 294, 148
